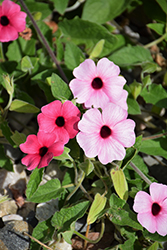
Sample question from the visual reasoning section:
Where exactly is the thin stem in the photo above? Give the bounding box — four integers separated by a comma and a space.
142, 132, 167, 141
23, 232, 53, 250
130, 162, 152, 185
144, 33, 167, 49
64, 171, 85, 204
65, 0, 86, 12
74, 218, 105, 244
0, 43, 5, 62
84, 224, 90, 249
18, 0, 68, 84
80, 184, 93, 202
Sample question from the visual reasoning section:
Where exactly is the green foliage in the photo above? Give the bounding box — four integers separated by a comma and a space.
9, 99, 40, 113
52, 0, 69, 14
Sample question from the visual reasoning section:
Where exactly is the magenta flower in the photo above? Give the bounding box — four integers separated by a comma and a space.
20, 131, 64, 170
133, 182, 167, 236
69, 58, 127, 109
0, 0, 27, 42
37, 100, 81, 144
76, 103, 135, 164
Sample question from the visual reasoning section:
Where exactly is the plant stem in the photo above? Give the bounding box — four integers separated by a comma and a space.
18, 0, 68, 84
0, 43, 5, 62
74, 218, 105, 244
142, 132, 167, 141
84, 224, 90, 249
144, 33, 167, 49
130, 162, 152, 185
23, 232, 52, 250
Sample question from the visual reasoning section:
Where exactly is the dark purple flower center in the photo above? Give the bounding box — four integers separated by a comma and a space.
39, 146, 48, 157
100, 125, 111, 139
0, 16, 9, 26
152, 202, 161, 216
91, 77, 103, 90
55, 116, 65, 127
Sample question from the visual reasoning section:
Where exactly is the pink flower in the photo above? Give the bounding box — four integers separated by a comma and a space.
133, 182, 167, 236
69, 58, 127, 109
37, 100, 81, 144
20, 131, 64, 170
76, 103, 135, 164
0, 0, 27, 42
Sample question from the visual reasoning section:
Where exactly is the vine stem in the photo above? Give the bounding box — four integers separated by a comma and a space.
18, 0, 68, 84
144, 33, 167, 49
142, 132, 167, 141
74, 218, 105, 244
23, 232, 53, 250
129, 162, 152, 185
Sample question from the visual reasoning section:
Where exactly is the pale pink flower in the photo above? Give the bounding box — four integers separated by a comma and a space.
76, 103, 135, 164
20, 131, 64, 170
133, 182, 167, 236
37, 100, 81, 144
0, 0, 27, 42
69, 58, 127, 109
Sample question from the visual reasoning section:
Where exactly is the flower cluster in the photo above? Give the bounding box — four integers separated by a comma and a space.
70, 58, 136, 164
133, 182, 167, 236
20, 101, 80, 170
0, 0, 27, 42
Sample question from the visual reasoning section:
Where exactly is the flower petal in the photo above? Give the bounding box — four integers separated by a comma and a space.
20, 134, 40, 154
10, 12, 27, 32
76, 132, 99, 158
102, 103, 128, 127
0, 25, 18, 42
2, 0, 20, 16
37, 131, 57, 147
97, 58, 120, 79
37, 113, 56, 133
115, 90, 128, 110
137, 212, 157, 233
21, 154, 41, 170
73, 59, 96, 81
69, 79, 91, 104
133, 191, 152, 213
112, 119, 136, 148
156, 213, 167, 236
98, 137, 125, 164
41, 100, 62, 119
85, 89, 110, 109
38, 152, 53, 169
48, 141, 64, 156
78, 108, 102, 134
62, 101, 80, 119
64, 116, 80, 138
150, 182, 167, 203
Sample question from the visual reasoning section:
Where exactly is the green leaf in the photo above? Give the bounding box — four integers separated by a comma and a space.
109, 45, 153, 67
2, 74, 14, 95
156, 0, 167, 14
11, 131, 26, 146
26, 1, 52, 20
21, 56, 34, 73
108, 194, 142, 230
59, 17, 117, 57
53, 0, 69, 14
54, 147, 73, 161
30, 219, 55, 250
143, 229, 167, 242
140, 137, 167, 159
27, 179, 65, 203
64, 42, 85, 70
147, 241, 159, 250
51, 201, 90, 233
0, 120, 15, 146
51, 73, 72, 101
147, 23, 165, 36
129, 80, 142, 99
0, 144, 13, 171
140, 84, 167, 108
82, 0, 132, 24
79, 159, 94, 176
26, 168, 44, 200
127, 94, 141, 115
89, 39, 105, 59
6, 37, 36, 62
110, 169, 128, 200
87, 193, 107, 225
9, 99, 40, 113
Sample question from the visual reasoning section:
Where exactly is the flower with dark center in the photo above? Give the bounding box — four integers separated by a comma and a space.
0, 0, 27, 42
20, 132, 64, 170
70, 58, 128, 109
38, 100, 81, 144
133, 182, 167, 236
77, 103, 135, 165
